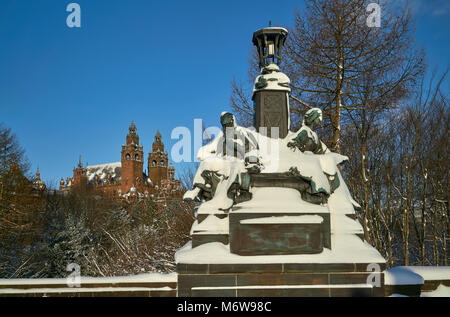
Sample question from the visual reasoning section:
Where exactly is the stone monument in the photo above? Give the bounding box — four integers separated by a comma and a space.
176, 26, 386, 297
252, 27, 290, 138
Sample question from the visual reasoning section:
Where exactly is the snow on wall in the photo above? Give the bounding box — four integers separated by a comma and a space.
384, 267, 424, 286
0, 272, 178, 286
240, 215, 323, 225
403, 266, 450, 281
192, 215, 229, 234
421, 284, 450, 297
0, 286, 174, 295
331, 214, 364, 235
175, 239, 385, 265
385, 265, 450, 286
385, 266, 450, 285
234, 187, 329, 214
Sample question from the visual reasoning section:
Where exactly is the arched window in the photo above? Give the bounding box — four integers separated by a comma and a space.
152, 160, 157, 166
160, 160, 164, 166
126, 153, 131, 160
135, 154, 139, 160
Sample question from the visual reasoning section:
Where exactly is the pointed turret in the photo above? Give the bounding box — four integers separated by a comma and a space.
121, 122, 144, 194
73, 155, 87, 190
33, 167, 46, 191
126, 121, 139, 145
152, 130, 164, 152
129, 121, 137, 134
148, 131, 168, 187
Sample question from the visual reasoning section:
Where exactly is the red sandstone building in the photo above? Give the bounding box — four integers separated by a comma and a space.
59, 122, 182, 204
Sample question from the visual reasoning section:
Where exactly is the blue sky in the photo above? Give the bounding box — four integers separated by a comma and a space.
0, 0, 448, 186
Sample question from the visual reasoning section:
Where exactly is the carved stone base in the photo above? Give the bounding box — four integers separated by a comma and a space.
253, 90, 289, 138
177, 259, 386, 297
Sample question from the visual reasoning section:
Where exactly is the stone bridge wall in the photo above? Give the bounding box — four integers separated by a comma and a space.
0, 273, 177, 297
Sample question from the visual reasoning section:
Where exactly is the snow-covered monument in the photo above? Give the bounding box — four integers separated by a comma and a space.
176, 26, 386, 297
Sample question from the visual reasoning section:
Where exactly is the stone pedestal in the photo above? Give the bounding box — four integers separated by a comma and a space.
176, 242, 386, 297
253, 90, 289, 138
176, 187, 386, 297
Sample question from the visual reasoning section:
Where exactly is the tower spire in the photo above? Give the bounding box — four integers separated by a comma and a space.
121, 122, 143, 194
129, 121, 137, 134
126, 121, 139, 145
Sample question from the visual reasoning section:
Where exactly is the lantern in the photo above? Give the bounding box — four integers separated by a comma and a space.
252, 27, 288, 68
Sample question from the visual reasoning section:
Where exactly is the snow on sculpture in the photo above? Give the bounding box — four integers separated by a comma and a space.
287, 108, 329, 154
183, 112, 260, 210
176, 25, 387, 297
180, 26, 367, 244
184, 107, 353, 209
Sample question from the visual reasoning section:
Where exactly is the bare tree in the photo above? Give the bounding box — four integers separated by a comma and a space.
231, 0, 422, 153
348, 69, 449, 266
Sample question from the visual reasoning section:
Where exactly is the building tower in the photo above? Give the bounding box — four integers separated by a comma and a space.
168, 162, 175, 180
33, 167, 46, 191
121, 121, 144, 193
148, 130, 168, 187
72, 156, 88, 190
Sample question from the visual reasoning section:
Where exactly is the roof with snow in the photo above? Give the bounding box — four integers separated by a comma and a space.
85, 162, 151, 186
86, 162, 122, 184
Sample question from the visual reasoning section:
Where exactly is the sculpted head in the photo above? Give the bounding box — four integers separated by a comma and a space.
220, 112, 235, 130
303, 108, 323, 130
